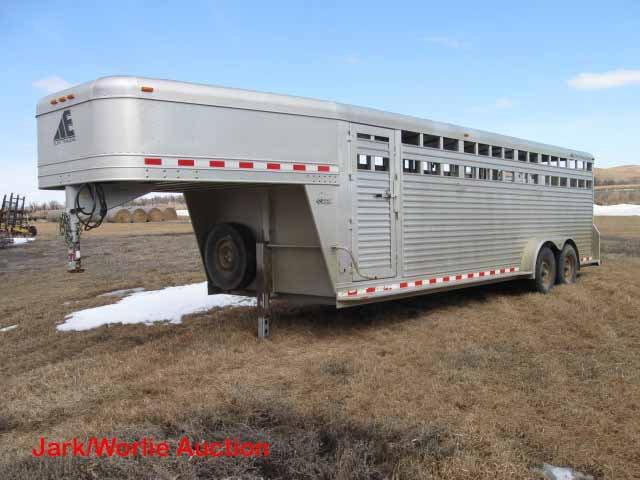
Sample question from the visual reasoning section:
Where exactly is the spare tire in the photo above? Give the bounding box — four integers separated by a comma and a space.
204, 223, 256, 291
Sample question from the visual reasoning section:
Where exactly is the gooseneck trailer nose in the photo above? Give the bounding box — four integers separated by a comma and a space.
37, 76, 599, 337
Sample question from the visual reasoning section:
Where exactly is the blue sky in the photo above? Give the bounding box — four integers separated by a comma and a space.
1, 0, 639, 202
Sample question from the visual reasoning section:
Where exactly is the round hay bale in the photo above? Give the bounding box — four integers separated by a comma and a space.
144, 207, 164, 222
129, 208, 148, 223
162, 207, 178, 221
107, 208, 132, 223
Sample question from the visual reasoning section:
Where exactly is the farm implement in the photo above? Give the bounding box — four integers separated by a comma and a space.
0, 193, 38, 240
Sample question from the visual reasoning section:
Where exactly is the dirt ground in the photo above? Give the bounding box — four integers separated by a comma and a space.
1, 218, 639, 479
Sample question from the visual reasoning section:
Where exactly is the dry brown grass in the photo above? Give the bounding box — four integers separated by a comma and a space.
595, 188, 640, 205
1, 220, 639, 479
595, 216, 640, 239
595, 216, 640, 258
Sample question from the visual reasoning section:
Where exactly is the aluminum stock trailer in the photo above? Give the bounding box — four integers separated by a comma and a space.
37, 76, 600, 337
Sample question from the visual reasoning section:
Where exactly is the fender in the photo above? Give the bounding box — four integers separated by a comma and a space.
520, 237, 573, 279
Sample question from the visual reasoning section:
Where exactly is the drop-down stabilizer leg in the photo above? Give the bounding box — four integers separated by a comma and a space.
256, 242, 271, 339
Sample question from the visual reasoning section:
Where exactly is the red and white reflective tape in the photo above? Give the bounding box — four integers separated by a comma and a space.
580, 256, 594, 263
144, 157, 338, 174
338, 266, 520, 300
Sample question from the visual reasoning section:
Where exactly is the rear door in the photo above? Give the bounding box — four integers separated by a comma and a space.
350, 124, 397, 280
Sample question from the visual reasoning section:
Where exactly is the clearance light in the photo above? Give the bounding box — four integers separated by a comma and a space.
141, 86, 154, 93
50, 99, 58, 105
66, 94, 75, 100
58, 96, 67, 102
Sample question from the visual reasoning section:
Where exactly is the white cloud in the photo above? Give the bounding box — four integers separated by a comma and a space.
425, 36, 466, 49
341, 54, 362, 65
32, 76, 73, 94
568, 69, 640, 90
495, 97, 515, 109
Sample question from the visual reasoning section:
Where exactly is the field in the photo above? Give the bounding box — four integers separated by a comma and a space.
1, 218, 640, 479
594, 165, 640, 205
594, 165, 640, 186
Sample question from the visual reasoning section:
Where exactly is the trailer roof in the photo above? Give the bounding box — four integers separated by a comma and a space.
37, 76, 594, 161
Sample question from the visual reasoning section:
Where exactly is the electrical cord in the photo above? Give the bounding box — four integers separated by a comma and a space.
74, 183, 108, 231
331, 245, 379, 280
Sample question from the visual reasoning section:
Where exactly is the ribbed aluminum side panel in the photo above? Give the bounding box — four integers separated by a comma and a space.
401, 176, 593, 277
356, 171, 393, 272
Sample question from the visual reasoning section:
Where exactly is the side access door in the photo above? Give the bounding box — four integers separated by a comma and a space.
350, 124, 397, 280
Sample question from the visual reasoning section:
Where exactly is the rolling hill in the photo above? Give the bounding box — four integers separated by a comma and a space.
594, 165, 640, 205
594, 165, 640, 186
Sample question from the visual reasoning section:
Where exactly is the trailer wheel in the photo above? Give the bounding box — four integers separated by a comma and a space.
556, 244, 577, 285
204, 223, 256, 291
534, 246, 556, 294
28, 225, 37, 237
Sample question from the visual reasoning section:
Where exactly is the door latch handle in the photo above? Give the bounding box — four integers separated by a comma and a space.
375, 189, 392, 200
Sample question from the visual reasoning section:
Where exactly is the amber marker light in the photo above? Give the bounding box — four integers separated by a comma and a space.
66, 94, 75, 100
50, 99, 58, 105
141, 86, 154, 93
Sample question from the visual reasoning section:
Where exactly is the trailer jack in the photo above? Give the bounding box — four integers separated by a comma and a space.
60, 183, 112, 273
60, 211, 83, 273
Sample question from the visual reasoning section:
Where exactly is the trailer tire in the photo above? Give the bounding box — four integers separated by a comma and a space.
28, 225, 37, 237
204, 223, 256, 291
556, 244, 577, 285
534, 246, 556, 294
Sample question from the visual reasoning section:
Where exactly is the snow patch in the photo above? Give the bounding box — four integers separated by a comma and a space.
99, 287, 145, 298
176, 209, 189, 217
10, 237, 35, 245
58, 282, 255, 332
534, 463, 594, 480
0, 325, 18, 332
594, 203, 640, 216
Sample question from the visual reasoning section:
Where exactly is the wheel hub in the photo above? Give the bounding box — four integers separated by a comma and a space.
541, 260, 552, 288
564, 255, 575, 279
216, 237, 236, 271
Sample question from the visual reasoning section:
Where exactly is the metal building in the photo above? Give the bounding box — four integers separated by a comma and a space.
37, 76, 600, 336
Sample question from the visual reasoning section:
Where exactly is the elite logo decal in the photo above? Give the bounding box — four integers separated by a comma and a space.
54, 110, 75, 145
